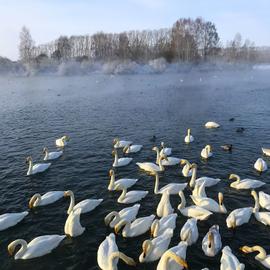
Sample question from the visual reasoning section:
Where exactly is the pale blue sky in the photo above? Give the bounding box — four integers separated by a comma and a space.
1, 0, 269, 60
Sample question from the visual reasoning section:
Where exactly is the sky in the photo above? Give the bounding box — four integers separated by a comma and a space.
0, 0, 270, 60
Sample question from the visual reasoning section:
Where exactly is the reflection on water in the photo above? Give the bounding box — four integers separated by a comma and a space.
0, 70, 270, 269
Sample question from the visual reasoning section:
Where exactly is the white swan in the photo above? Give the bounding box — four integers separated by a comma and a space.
240, 245, 270, 269
97, 233, 136, 270
112, 150, 132, 167
157, 241, 189, 270
190, 190, 227, 213
180, 159, 192, 177
254, 158, 268, 172
26, 156, 51, 176
123, 144, 143, 153
55, 135, 70, 147
192, 182, 207, 198
115, 184, 148, 204
258, 191, 270, 210
0, 211, 28, 231
107, 169, 138, 191
178, 191, 212, 220
43, 147, 63, 161
251, 190, 270, 226
151, 214, 177, 238
205, 121, 220, 129
114, 214, 155, 237
64, 190, 103, 214
153, 147, 180, 166
229, 174, 265, 190
64, 208, 85, 237
202, 225, 222, 257
226, 207, 253, 228
184, 128, 194, 143
8, 235, 65, 260
104, 204, 140, 229
139, 228, 173, 263
262, 148, 270, 157
160, 142, 172, 157
154, 172, 187, 195
220, 246, 245, 270
113, 138, 133, 149
29, 191, 64, 208
136, 154, 166, 174
157, 191, 174, 217
180, 218, 198, 246
201, 145, 213, 159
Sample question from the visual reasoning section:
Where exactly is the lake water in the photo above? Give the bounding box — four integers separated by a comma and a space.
1, 69, 270, 269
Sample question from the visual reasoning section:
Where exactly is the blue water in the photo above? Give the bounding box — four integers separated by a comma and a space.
0, 70, 270, 269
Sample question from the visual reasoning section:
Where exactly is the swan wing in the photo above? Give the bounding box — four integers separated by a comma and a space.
74, 199, 103, 213
259, 191, 270, 210
39, 191, 64, 206
115, 179, 138, 189
262, 148, 270, 156
136, 162, 160, 172
159, 183, 187, 194
32, 163, 51, 174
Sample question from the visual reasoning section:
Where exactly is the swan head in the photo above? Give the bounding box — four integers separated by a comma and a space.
62, 135, 70, 141
139, 240, 153, 262
251, 190, 257, 198
229, 174, 240, 181
25, 156, 32, 163
161, 142, 165, 147
43, 147, 48, 154
180, 159, 188, 166
191, 163, 197, 169
109, 169, 114, 177
113, 138, 119, 145
8, 239, 26, 257
64, 190, 73, 197
29, 194, 41, 209
152, 146, 159, 152
206, 145, 212, 152
114, 220, 128, 235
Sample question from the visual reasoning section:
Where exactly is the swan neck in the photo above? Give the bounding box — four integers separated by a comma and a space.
252, 192, 260, 212
158, 156, 164, 171
27, 160, 33, 175
108, 172, 115, 189
163, 251, 187, 269
189, 167, 197, 187
44, 150, 49, 160
255, 246, 267, 260
154, 174, 160, 194
9, 239, 27, 259
118, 188, 127, 202
151, 220, 159, 237
67, 192, 75, 214
109, 252, 135, 268
178, 191, 186, 209
104, 211, 120, 227
113, 151, 118, 166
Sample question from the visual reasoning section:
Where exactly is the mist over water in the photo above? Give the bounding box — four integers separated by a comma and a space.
0, 68, 270, 269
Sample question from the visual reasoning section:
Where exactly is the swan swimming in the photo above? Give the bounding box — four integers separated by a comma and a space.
157, 191, 174, 217
64, 208, 85, 237
220, 246, 245, 270
251, 190, 270, 226
254, 158, 268, 172
205, 121, 220, 129
151, 214, 177, 237
178, 191, 213, 220
29, 191, 64, 208
123, 144, 143, 153
104, 204, 140, 229
8, 235, 66, 260
180, 218, 199, 246
190, 189, 227, 213
240, 245, 270, 269
201, 145, 213, 159
64, 190, 103, 214
184, 128, 194, 143
43, 147, 63, 161
202, 225, 222, 257
97, 233, 136, 270
115, 184, 148, 204
112, 150, 132, 167
153, 146, 180, 166
180, 159, 192, 177
153, 172, 187, 195
157, 241, 189, 270
114, 214, 155, 237
139, 228, 173, 263
113, 138, 132, 149
0, 211, 28, 231
55, 135, 70, 147
226, 207, 253, 229
258, 191, 270, 211
136, 154, 167, 174
26, 156, 51, 176
160, 142, 172, 157
229, 174, 265, 190
107, 169, 138, 191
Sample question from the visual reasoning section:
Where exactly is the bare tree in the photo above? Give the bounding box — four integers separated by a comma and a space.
19, 26, 35, 62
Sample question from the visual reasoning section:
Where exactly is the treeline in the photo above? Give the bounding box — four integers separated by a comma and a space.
19, 17, 264, 65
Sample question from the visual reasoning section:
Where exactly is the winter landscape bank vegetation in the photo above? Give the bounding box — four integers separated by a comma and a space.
1, 17, 270, 76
